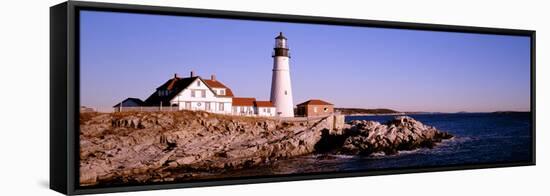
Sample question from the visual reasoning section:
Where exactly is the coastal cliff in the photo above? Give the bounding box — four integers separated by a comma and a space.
80, 111, 327, 186
79, 111, 452, 186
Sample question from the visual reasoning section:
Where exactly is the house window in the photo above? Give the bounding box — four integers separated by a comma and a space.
185, 102, 191, 109
220, 89, 225, 95
201, 90, 206, 98
191, 90, 195, 97
219, 103, 224, 111
159, 90, 169, 96
205, 102, 210, 110
313, 106, 318, 113
263, 108, 267, 112
197, 81, 201, 87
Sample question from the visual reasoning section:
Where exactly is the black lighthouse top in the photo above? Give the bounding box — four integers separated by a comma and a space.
275, 32, 287, 40
273, 32, 289, 57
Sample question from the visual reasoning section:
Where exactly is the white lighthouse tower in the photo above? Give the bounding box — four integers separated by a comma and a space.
270, 32, 294, 117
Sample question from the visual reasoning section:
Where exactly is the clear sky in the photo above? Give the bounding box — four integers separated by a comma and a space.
80, 10, 531, 113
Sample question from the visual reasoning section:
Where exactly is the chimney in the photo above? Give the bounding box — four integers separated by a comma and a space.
211, 74, 216, 81
190, 71, 195, 77
174, 73, 178, 78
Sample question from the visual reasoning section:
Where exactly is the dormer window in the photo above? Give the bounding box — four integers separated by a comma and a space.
158, 90, 168, 96
220, 89, 225, 95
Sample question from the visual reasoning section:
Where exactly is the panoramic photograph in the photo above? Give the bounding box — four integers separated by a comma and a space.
78, 10, 532, 187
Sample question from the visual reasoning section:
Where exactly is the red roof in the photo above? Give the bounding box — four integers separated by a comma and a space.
254, 101, 274, 107
297, 99, 333, 106
232, 97, 256, 106
203, 79, 234, 97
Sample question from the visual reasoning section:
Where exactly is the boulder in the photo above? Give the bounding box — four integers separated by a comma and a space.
339, 116, 452, 155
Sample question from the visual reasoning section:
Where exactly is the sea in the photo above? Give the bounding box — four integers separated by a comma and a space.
212, 112, 533, 178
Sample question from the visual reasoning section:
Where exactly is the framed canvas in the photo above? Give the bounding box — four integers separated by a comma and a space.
50, 1, 536, 195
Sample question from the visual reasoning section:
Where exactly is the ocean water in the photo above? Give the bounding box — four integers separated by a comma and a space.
213, 112, 533, 178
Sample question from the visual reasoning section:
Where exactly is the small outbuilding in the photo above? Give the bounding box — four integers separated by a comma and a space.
113, 98, 145, 112
232, 97, 256, 116
231, 98, 276, 117
254, 101, 275, 117
296, 99, 334, 117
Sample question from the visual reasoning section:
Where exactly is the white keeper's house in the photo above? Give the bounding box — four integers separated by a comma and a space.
115, 71, 276, 117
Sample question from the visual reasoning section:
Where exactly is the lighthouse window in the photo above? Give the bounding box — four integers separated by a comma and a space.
285, 90, 288, 95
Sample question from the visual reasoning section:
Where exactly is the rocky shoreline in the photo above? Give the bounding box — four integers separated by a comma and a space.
316, 116, 453, 155
79, 111, 452, 186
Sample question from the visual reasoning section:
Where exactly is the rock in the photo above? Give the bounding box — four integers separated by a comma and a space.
79, 167, 98, 186
80, 112, 450, 186
79, 111, 329, 186
176, 156, 197, 165
337, 116, 453, 155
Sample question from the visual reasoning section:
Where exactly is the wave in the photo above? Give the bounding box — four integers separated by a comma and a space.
398, 149, 422, 155
314, 154, 357, 159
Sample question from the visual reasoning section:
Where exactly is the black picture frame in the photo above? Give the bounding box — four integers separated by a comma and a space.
50, 1, 536, 195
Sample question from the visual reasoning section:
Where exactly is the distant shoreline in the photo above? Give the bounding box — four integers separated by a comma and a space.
343, 111, 531, 117
344, 112, 406, 116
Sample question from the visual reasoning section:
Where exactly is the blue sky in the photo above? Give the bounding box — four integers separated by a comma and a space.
80, 10, 531, 113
